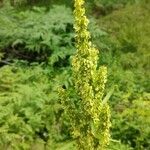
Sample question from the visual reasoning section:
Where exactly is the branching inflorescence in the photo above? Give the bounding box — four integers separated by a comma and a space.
60, 0, 111, 149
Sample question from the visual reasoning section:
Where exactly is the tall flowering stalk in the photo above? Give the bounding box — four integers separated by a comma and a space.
60, 0, 111, 149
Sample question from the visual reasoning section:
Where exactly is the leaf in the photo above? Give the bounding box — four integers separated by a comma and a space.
12, 39, 24, 47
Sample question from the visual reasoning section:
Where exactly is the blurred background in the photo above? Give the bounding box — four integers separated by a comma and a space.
0, 0, 149, 149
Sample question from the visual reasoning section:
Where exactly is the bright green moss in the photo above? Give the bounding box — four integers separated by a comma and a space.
60, 0, 111, 149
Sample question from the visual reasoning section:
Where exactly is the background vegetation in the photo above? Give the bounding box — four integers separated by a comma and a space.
0, 0, 149, 149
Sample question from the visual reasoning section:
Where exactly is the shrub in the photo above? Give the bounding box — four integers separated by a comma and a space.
0, 5, 75, 66
97, 2, 150, 149
0, 62, 72, 149
112, 99, 150, 149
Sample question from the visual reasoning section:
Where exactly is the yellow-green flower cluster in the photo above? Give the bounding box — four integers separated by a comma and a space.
72, 0, 111, 149
60, 0, 111, 149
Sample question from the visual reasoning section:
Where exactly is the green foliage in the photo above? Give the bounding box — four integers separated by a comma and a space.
0, 4, 105, 66
0, 0, 149, 149
98, 0, 150, 102
96, 1, 150, 149
47, 140, 134, 150
0, 5, 75, 65
108, 140, 133, 150
112, 99, 150, 149
85, 0, 142, 16
0, 63, 72, 149
95, 0, 140, 6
